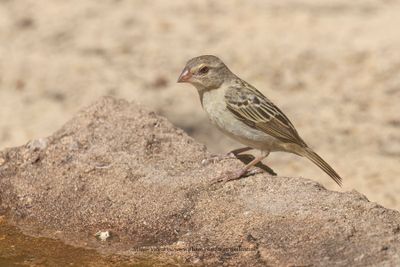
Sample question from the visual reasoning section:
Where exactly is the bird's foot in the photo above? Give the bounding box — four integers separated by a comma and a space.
210, 169, 246, 184
210, 168, 264, 185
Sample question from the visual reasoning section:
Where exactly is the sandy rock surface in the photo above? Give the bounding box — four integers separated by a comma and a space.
0, 0, 399, 210
0, 97, 400, 266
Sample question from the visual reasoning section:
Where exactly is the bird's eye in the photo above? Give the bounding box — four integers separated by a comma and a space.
198, 66, 209, 75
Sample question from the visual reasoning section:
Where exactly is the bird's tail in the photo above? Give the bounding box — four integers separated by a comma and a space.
301, 148, 342, 186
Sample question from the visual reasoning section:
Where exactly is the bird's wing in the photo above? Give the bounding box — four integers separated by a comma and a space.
225, 79, 308, 147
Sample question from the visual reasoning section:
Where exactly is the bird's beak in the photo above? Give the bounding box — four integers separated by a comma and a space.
177, 67, 192, 83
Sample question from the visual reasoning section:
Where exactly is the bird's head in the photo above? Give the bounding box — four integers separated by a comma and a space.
177, 55, 233, 91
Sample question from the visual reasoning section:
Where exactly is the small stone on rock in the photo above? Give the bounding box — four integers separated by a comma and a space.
95, 231, 111, 241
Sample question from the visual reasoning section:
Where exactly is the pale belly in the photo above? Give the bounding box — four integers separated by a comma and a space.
202, 89, 283, 152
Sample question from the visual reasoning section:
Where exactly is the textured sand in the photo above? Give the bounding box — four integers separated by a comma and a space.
0, 0, 399, 208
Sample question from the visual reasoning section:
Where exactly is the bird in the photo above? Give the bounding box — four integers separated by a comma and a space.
177, 55, 342, 186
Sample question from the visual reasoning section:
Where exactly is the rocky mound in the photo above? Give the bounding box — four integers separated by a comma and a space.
0, 97, 399, 266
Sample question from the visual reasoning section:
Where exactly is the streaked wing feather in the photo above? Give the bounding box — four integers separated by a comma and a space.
225, 80, 307, 147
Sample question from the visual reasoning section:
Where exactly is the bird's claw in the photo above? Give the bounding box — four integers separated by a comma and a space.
210, 169, 246, 185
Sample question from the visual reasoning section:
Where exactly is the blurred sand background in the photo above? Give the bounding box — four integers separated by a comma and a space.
0, 0, 399, 209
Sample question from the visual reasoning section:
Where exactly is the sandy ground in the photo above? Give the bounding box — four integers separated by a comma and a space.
0, 0, 399, 209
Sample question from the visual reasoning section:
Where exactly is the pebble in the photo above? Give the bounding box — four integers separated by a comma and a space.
95, 231, 111, 241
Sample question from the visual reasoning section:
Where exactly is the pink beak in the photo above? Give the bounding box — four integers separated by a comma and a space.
177, 67, 192, 83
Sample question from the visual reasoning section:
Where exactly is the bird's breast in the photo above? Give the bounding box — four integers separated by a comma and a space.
201, 89, 281, 151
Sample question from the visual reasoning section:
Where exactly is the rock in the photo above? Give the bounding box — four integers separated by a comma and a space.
0, 96, 399, 266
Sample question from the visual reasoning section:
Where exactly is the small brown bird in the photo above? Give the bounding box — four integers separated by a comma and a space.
177, 55, 342, 186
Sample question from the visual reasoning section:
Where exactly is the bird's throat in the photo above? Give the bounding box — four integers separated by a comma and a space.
195, 84, 220, 108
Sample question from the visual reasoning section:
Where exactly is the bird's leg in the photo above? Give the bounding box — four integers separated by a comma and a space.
201, 147, 252, 166
212, 152, 270, 184
227, 147, 252, 157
